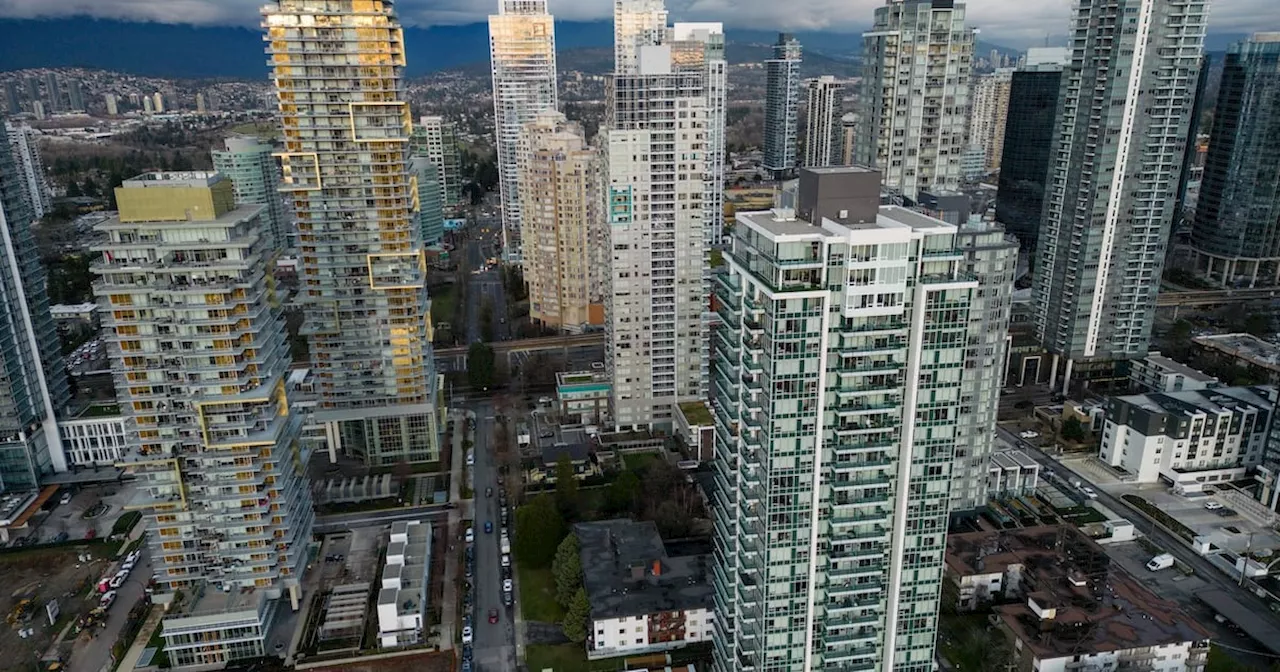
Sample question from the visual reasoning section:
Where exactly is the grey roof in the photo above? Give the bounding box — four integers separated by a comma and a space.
541, 442, 590, 466
576, 519, 713, 620
1196, 589, 1280, 655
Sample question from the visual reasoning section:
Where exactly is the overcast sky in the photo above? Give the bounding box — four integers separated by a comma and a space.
0, 0, 1272, 46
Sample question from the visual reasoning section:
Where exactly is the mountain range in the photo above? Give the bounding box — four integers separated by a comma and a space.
0, 17, 1249, 80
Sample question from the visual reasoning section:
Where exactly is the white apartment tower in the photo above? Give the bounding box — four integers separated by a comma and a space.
1035, 0, 1209, 391
605, 45, 707, 430
969, 68, 1013, 173
265, 0, 441, 466
614, 0, 668, 74
489, 0, 558, 264
803, 76, 843, 168
92, 173, 313, 667
859, 0, 975, 201
671, 22, 728, 247
517, 110, 604, 333
4, 123, 52, 220
712, 167, 992, 672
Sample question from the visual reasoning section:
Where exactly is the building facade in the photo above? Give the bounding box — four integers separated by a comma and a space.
376, 520, 432, 647
1130, 353, 1219, 393
763, 33, 802, 180
858, 0, 974, 201
712, 166, 986, 672
671, 22, 727, 247
489, 0, 558, 264
266, 0, 441, 467
1099, 386, 1274, 488
802, 76, 842, 169
968, 68, 1012, 174
4, 122, 52, 220
211, 135, 291, 252
1190, 34, 1280, 287
408, 116, 463, 212
409, 157, 445, 248
613, 0, 668, 74
994, 49, 1069, 252
517, 110, 603, 332
604, 45, 707, 430
1034, 0, 1207, 389
92, 173, 314, 668
0, 129, 70, 492
58, 408, 129, 467
951, 221, 1018, 511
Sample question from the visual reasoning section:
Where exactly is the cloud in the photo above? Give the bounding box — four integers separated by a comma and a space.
0, 0, 1275, 44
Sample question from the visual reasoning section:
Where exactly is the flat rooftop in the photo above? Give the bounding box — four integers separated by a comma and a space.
1142, 353, 1219, 383
678, 401, 713, 426
577, 519, 713, 621
170, 581, 269, 619
1114, 385, 1276, 418
1195, 333, 1280, 369
123, 171, 222, 188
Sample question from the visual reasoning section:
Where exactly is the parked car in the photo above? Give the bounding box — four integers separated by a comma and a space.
502, 554, 510, 568
461, 626, 473, 644
100, 590, 117, 609
489, 608, 499, 624
59, 491, 73, 506
1205, 500, 1224, 511
503, 578, 513, 593
1080, 487, 1098, 499
1019, 430, 1039, 439
465, 527, 475, 543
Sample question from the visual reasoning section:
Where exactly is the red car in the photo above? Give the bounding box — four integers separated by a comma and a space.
488, 608, 499, 624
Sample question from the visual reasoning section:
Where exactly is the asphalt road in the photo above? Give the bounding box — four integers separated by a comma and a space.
467, 398, 517, 671
462, 219, 510, 345
69, 547, 153, 672
1006, 428, 1280, 638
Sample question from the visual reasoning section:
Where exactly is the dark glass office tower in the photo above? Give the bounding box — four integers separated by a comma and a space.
1191, 35, 1280, 287
995, 56, 1066, 252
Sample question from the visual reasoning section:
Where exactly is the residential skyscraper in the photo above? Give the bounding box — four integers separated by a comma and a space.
994, 48, 1069, 252
67, 79, 84, 112
104, 93, 119, 117
840, 112, 857, 166
409, 116, 464, 211
91, 173, 313, 667
671, 22, 727, 247
952, 220, 1018, 510
614, 0, 668, 74
517, 110, 603, 332
152, 92, 165, 113
968, 68, 1013, 174
1191, 34, 1280, 287
43, 72, 59, 112
763, 33, 802, 180
605, 44, 706, 429
410, 156, 445, 247
802, 76, 843, 168
265, 0, 441, 466
0, 130, 70, 492
5, 81, 22, 115
858, 0, 974, 201
489, 0, 558, 264
211, 135, 291, 252
711, 166, 989, 672
196, 92, 207, 114
1035, 0, 1208, 390
5, 122, 52, 220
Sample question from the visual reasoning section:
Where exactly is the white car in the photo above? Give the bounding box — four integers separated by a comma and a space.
1019, 430, 1039, 439
461, 626, 473, 644
100, 590, 117, 609
502, 579, 513, 593
1204, 500, 1224, 511
1081, 486, 1098, 499
465, 527, 475, 543
501, 554, 510, 568
109, 571, 128, 589
467, 451, 475, 466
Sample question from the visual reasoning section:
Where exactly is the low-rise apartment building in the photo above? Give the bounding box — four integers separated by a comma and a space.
58, 405, 128, 467
377, 520, 432, 647
577, 519, 713, 660
1130, 352, 1220, 393
1099, 386, 1275, 489
1193, 333, 1280, 385
556, 370, 610, 425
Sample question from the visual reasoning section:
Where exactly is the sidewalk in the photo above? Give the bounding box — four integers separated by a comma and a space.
438, 409, 474, 651
113, 605, 163, 672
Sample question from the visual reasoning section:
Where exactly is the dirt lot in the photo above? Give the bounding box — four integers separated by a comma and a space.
307, 650, 452, 672
0, 544, 114, 662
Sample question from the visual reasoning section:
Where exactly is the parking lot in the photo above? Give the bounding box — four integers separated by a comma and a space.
9, 482, 139, 547
1115, 485, 1280, 554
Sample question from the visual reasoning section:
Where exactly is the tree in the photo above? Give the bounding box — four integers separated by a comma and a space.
561, 586, 590, 643
467, 342, 495, 390
555, 454, 579, 520
1244, 313, 1272, 338
605, 470, 640, 515
65, 181, 83, 198
552, 534, 582, 608
514, 495, 565, 568
1062, 416, 1087, 443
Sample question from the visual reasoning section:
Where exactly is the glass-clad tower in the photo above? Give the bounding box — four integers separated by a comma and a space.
264, 0, 440, 465
712, 166, 983, 672
1191, 34, 1280, 287
763, 33, 802, 180
212, 135, 291, 252
0, 131, 69, 491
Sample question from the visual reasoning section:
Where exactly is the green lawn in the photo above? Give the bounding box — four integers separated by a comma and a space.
622, 452, 659, 473
525, 644, 587, 671
430, 283, 458, 328
517, 564, 564, 623
229, 121, 281, 140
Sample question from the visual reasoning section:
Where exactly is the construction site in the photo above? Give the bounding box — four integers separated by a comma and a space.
0, 544, 120, 668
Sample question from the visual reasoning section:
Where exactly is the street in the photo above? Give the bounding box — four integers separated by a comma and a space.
1004, 427, 1280, 660
462, 215, 510, 345
68, 547, 153, 672
467, 398, 517, 671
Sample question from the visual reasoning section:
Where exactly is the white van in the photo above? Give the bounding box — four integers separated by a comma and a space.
1146, 553, 1174, 571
